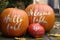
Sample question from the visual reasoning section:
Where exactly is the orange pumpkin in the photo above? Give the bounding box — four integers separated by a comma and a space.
25, 4, 55, 32
0, 8, 29, 37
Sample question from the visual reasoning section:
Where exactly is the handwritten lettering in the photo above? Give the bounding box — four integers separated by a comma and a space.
28, 9, 50, 16
4, 14, 23, 32
33, 26, 40, 31
28, 9, 50, 24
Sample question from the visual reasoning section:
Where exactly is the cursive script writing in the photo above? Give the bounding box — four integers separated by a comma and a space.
4, 14, 23, 32
28, 9, 50, 24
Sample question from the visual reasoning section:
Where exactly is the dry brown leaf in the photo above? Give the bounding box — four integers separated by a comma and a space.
48, 34, 60, 37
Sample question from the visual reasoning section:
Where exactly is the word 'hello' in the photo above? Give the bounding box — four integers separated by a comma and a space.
4, 14, 23, 32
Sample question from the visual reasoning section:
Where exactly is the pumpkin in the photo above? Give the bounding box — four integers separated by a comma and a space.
25, 4, 55, 32
0, 8, 29, 37
28, 23, 45, 38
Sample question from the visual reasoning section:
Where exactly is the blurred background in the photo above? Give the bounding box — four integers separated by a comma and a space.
0, 0, 59, 15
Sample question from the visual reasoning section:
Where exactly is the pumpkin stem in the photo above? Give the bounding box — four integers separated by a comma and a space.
33, 0, 40, 4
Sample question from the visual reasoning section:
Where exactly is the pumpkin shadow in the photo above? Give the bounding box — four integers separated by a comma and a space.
0, 31, 35, 39
0, 32, 14, 40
